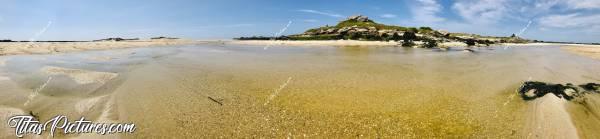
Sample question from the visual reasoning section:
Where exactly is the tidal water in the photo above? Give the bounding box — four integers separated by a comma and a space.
0, 44, 599, 138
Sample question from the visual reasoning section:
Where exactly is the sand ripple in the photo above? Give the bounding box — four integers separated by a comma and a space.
75, 95, 108, 114
42, 66, 118, 84
526, 94, 579, 138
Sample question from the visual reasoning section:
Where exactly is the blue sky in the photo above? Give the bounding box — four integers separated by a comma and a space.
1, 0, 599, 43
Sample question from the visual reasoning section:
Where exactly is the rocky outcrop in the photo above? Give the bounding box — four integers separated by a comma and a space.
151, 36, 179, 40
93, 38, 139, 42
347, 15, 371, 22
236, 15, 532, 47
518, 81, 600, 101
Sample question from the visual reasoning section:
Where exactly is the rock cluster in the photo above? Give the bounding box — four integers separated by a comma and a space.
303, 26, 404, 37
93, 38, 139, 42
518, 81, 600, 100
347, 15, 371, 22
151, 36, 179, 40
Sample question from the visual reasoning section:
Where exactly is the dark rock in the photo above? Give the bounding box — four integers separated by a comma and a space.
517, 81, 600, 101
580, 83, 600, 92
93, 37, 140, 42
465, 39, 476, 46
422, 38, 438, 48
151, 36, 179, 40
403, 32, 417, 43
464, 48, 476, 53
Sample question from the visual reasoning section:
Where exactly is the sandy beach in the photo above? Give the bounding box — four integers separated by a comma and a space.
0, 44, 598, 138
0, 39, 212, 56
4, 0, 600, 137
3, 39, 597, 57
1, 41, 600, 138
562, 45, 600, 60
226, 40, 401, 47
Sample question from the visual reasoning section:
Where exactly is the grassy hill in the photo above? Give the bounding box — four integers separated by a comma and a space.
236, 15, 530, 47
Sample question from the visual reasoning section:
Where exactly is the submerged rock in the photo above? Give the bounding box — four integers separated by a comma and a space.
518, 81, 599, 101
580, 83, 600, 92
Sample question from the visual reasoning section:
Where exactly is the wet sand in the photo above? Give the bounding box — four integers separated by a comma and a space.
0, 40, 212, 56
525, 94, 579, 138
1, 40, 561, 57
563, 45, 600, 60
0, 44, 600, 138
227, 40, 401, 47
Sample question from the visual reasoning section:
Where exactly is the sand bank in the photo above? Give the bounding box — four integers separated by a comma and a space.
42, 66, 118, 84
525, 94, 579, 138
227, 40, 401, 47
0, 40, 210, 56
562, 45, 600, 60
0, 40, 573, 56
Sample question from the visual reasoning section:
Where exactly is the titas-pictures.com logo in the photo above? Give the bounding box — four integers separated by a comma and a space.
7, 115, 135, 138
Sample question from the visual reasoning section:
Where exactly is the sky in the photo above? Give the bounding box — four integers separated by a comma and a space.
1, 0, 600, 43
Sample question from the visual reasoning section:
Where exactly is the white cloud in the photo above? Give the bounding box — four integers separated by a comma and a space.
441, 0, 600, 42
297, 9, 343, 18
412, 0, 445, 23
380, 14, 397, 18
452, 0, 507, 24
566, 0, 600, 9
539, 13, 600, 28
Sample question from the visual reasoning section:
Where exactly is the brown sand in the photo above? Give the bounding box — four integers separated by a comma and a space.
0, 39, 563, 57
525, 94, 579, 138
562, 45, 600, 60
0, 40, 210, 56
42, 66, 118, 84
567, 94, 600, 139
0, 107, 26, 138
228, 40, 401, 47
1, 44, 599, 138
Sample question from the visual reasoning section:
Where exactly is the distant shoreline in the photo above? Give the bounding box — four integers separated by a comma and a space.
227, 40, 586, 47
0, 39, 211, 56
1, 39, 599, 57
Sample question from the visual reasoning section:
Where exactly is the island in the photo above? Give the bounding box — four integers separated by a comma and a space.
235, 15, 530, 48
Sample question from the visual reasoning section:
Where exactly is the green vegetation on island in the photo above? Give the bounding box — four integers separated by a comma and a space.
235, 15, 531, 47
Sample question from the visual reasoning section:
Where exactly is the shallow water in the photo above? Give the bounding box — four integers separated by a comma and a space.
1, 45, 600, 138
